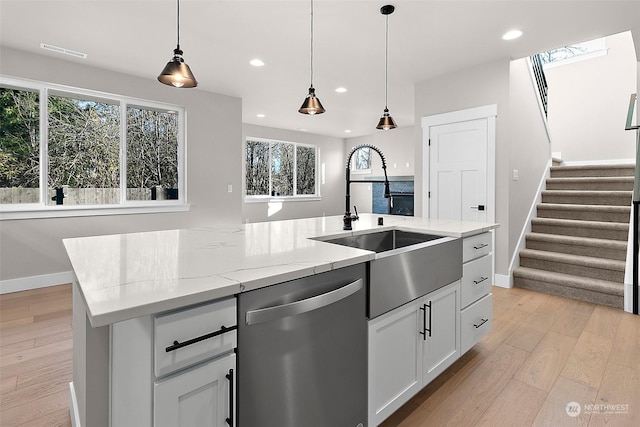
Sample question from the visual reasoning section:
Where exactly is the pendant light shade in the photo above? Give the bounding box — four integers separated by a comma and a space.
158, 0, 197, 88
376, 5, 396, 130
299, 0, 325, 114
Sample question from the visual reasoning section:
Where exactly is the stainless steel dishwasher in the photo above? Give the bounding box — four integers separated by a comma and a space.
237, 264, 367, 427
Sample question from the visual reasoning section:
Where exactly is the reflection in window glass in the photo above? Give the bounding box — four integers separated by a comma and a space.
47, 94, 120, 205
0, 87, 40, 204
127, 107, 179, 201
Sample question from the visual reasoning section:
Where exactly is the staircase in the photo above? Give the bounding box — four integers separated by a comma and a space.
513, 163, 635, 308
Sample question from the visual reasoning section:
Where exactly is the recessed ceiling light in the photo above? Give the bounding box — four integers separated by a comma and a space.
40, 43, 87, 59
295, 128, 308, 132
250, 58, 265, 67
344, 129, 352, 133
502, 30, 523, 41
256, 113, 265, 118
335, 87, 348, 93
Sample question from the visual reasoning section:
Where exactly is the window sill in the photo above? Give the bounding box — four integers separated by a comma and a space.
0, 203, 191, 220
244, 196, 322, 204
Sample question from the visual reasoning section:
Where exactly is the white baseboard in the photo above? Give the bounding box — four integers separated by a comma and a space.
0, 271, 75, 294
69, 381, 81, 427
494, 273, 512, 289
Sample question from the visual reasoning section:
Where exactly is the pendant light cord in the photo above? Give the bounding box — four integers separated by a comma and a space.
176, 0, 180, 49
384, 13, 389, 110
310, 0, 314, 87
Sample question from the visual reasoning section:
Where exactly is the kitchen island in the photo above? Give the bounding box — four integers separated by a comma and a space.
65, 214, 498, 427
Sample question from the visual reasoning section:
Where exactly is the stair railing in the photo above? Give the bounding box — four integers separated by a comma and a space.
529, 53, 548, 117
626, 93, 639, 314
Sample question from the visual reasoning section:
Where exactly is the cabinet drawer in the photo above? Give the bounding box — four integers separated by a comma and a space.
463, 232, 492, 263
461, 255, 492, 308
155, 297, 237, 377
460, 293, 492, 354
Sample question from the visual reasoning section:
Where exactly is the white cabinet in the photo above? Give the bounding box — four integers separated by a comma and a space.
368, 280, 460, 426
154, 353, 235, 427
368, 299, 422, 424
421, 282, 460, 385
110, 297, 237, 427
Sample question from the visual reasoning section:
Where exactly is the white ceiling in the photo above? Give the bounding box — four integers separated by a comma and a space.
1, 0, 639, 138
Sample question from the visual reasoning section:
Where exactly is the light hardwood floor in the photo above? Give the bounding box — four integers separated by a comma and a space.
1, 284, 639, 427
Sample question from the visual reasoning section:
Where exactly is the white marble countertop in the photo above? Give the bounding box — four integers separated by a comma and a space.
64, 214, 498, 327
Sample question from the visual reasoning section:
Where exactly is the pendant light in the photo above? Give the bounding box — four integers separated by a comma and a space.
376, 5, 397, 130
158, 0, 198, 88
298, 0, 325, 115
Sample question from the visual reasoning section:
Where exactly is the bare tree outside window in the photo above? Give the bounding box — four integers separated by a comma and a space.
0, 87, 40, 203
127, 107, 179, 200
47, 95, 120, 205
1, 79, 186, 208
245, 138, 317, 197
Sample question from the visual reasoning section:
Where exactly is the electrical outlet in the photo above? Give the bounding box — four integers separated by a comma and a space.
512, 170, 519, 181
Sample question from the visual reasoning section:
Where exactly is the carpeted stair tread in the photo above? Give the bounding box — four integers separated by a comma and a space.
541, 190, 632, 206
513, 267, 623, 308
536, 203, 630, 222
550, 164, 636, 177
531, 218, 629, 241
525, 232, 627, 251
519, 248, 625, 274
546, 176, 634, 191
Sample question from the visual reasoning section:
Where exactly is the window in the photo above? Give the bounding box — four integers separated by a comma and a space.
351, 146, 372, 174
245, 138, 318, 199
0, 77, 185, 217
539, 38, 606, 67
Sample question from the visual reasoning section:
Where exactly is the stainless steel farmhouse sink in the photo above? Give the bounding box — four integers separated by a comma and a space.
319, 229, 462, 318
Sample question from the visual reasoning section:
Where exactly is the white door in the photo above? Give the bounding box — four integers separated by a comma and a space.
429, 119, 488, 221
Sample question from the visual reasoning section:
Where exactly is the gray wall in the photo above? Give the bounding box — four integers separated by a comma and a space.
546, 32, 637, 161
508, 58, 553, 265
414, 59, 512, 276
241, 124, 344, 223
0, 47, 243, 281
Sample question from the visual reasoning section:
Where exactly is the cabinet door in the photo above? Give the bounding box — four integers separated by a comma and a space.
368, 300, 422, 426
154, 353, 235, 427
421, 281, 460, 386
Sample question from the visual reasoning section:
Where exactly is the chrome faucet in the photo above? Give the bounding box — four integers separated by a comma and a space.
344, 144, 391, 230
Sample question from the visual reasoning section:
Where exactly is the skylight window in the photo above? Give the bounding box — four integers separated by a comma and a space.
539, 38, 606, 67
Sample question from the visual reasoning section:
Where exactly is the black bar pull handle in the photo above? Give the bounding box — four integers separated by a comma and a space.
165, 325, 237, 352
473, 243, 489, 250
473, 276, 489, 285
419, 304, 427, 340
419, 302, 432, 340
474, 318, 489, 329
225, 368, 234, 426
426, 302, 432, 338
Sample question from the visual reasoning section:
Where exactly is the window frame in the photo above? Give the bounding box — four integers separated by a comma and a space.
244, 136, 321, 203
0, 76, 188, 220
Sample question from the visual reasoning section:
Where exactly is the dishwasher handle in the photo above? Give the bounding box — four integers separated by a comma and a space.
245, 278, 364, 326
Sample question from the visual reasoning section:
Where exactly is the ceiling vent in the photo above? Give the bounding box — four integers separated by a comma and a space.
40, 43, 87, 59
